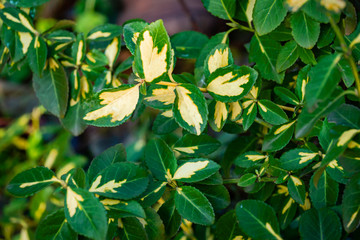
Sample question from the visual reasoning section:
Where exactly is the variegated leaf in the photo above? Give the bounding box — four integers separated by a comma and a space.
84, 84, 140, 127
173, 83, 208, 135
207, 65, 258, 102
133, 20, 172, 83
88, 162, 148, 199
172, 158, 220, 183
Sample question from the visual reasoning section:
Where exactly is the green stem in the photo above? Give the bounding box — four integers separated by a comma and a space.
255, 117, 272, 128
222, 27, 237, 43
328, 14, 360, 99
223, 178, 240, 184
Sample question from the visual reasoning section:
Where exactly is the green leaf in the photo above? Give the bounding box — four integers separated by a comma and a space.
309, 171, 338, 209
215, 210, 244, 240
342, 173, 360, 232
173, 133, 221, 156
87, 143, 126, 182
278, 197, 297, 230
253, 0, 287, 36
204, 43, 233, 78
306, 54, 342, 110
173, 83, 208, 136
276, 40, 299, 72
133, 20, 172, 83
287, 176, 306, 205
7, 167, 57, 197
265, 23, 293, 42
83, 84, 140, 127
158, 196, 182, 238
201, 0, 236, 20
28, 36, 47, 76
298, 47, 317, 65
171, 31, 209, 59
328, 104, 360, 129
234, 151, 267, 168
295, 64, 311, 102
258, 99, 288, 125
61, 168, 86, 189
143, 208, 166, 240
137, 180, 166, 208
338, 58, 355, 88
317, 25, 335, 48
123, 19, 148, 55
236, 0, 256, 26
197, 172, 223, 185
236, 200, 282, 240
89, 162, 148, 199
279, 148, 318, 170
295, 90, 345, 138
299, 208, 342, 240
173, 158, 220, 183
194, 184, 230, 210
87, 24, 122, 41
145, 138, 177, 182
35, 209, 77, 240
119, 217, 148, 240
241, 100, 258, 130
85, 49, 108, 68
61, 101, 87, 136
262, 121, 295, 152
249, 35, 284, 83
0, 8, 37, 33
64, 187, 107, 240
101, 199, 145, 219
301, 0, 329, 23
175, 186, 215, 225
274, 87, 300, 105
237, 173, 257, 187
152, 111, 179, 135
71, 33, 86, 66
291, 11, 320, 49
33, 58, 69, 118
207, 65, 258, 102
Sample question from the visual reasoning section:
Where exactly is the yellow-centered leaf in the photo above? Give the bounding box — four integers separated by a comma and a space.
139, 30, 168, 82
84, 85, 139, 123
173, 160, 209, 180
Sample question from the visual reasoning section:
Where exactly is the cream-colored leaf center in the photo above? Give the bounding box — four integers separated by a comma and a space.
89, 175, 127, 193
144, 86, 175, 105
66, 187, 84, 217
173, 160, 209, 180
84, 85, 139, 122
208, 47, 229, 74
214, 101, 228, 129
175, 86, 203, 135
207, 73, 250, 97
139, 30, 168, 82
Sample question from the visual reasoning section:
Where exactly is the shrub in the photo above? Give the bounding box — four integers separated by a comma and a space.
2, 0, 360, 239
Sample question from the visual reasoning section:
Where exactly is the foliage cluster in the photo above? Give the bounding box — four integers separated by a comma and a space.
2, 0, 360, 239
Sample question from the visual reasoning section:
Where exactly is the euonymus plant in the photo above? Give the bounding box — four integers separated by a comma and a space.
2, 0, 360, 239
